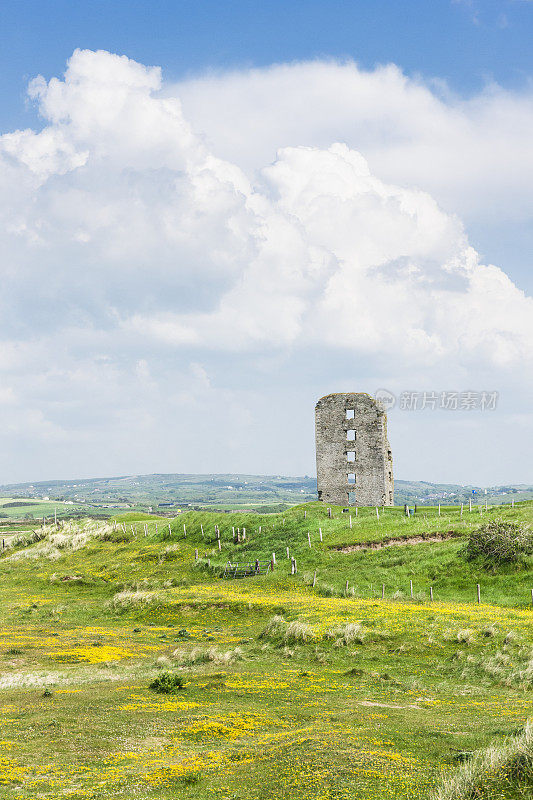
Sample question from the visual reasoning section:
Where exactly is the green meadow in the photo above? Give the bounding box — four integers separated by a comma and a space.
0, 502, 531, 799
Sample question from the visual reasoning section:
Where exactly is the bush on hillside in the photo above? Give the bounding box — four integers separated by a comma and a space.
465, 520, 533, 566
148, 671, 185, 694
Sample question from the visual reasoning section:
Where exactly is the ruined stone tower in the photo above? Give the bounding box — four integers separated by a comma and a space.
315, 393, 393, 506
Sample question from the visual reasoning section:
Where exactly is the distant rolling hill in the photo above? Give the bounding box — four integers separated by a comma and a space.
0, 473, 531, 513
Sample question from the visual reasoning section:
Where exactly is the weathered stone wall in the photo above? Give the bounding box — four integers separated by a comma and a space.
315, 393, 393, 506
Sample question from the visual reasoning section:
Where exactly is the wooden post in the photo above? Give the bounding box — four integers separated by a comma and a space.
242, 527, 246, 540
328, 507, 332, 518
259, 525, 262, 534
218, 539, 221, 552
477, 583, 481, 604
438, 504, 441, 516
319, 529, 323, 542
355, 507, 358, 517
345, 579, 349, 595
430, 586, 433, 602
200, 524, 204, 537
406, 506, 410, 518
168, 523, 171, 537
271, 552, 276, 566
286, 546, 290, 559
349, 515, 352, 528
381, 584, 385, 600
410, 579, 413, 599
183, 524, 187, 537
307, 531, 311, 548
460, 503, 463, 516
312, 570, 317, 587
291, 557, 295, 575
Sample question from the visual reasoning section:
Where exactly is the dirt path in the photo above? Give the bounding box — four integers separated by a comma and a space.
332, 530, 462, 553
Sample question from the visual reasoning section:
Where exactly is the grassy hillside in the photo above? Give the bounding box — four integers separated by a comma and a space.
0, 502, 531, 799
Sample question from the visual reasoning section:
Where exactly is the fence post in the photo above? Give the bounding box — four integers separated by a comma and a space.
312, 570, 317, 587
355, 507, 358, 517
319, 528, 323, 542
477, 584, 481, 604
349, 515, 352, 529
381, 584, 385, 600
286, 546, 290, 559
271, 552, 276, 566
307, 531, 311, 548
376, 507, 379, 520
345, 579, 349, 595
194, 548, 198, 561
430, 586, 433, 602
410, 579, 413, 598
438, 504, 441, 516
218, 539, 222, 552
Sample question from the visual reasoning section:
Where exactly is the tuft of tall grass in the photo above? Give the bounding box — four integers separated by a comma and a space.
260, 615, 314, 644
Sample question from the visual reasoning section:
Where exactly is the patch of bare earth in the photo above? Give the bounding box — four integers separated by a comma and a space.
333, 531, 462, 553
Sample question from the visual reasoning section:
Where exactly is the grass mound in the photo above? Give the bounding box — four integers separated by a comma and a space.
434, 722, 533, 799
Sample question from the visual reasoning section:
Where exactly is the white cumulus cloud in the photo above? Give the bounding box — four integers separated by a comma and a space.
0, 49, 531, 483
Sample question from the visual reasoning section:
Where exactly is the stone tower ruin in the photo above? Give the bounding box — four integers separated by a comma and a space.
315, 393, 393, 507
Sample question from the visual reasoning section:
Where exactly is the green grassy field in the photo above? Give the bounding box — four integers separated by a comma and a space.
0, 502, 531, 799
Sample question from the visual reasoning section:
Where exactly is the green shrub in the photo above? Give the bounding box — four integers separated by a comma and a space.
465, 520, 533, 566
149, 671, 185, 694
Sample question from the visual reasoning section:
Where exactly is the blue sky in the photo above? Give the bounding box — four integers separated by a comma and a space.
2, 0, 533, 128
0, 1, 532, 486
